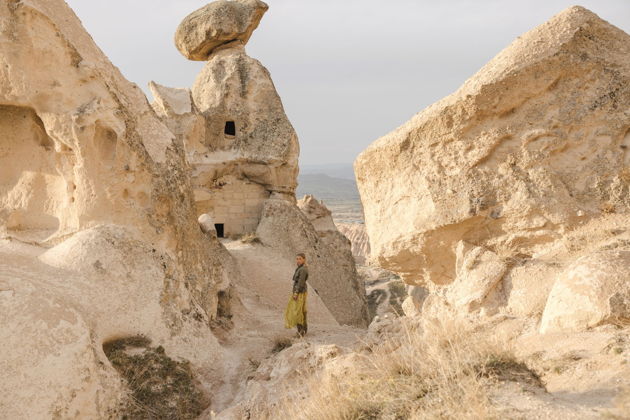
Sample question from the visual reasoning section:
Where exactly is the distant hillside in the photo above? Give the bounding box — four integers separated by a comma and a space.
297, 173, 359, 200
299, 163, 356, 180
297, 173, 363, 224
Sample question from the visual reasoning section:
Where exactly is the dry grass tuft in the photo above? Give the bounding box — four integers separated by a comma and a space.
103, 336, 208, 419
271, 336, 293, 354
268, 318, 537, 419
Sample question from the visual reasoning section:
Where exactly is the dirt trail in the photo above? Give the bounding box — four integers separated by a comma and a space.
207, 240, 365, 414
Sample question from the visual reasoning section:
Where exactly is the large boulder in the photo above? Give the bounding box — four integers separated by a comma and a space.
298, 194, 337, 232
445, 242, 508, 312
175, 0, 269, 61
540, 250, 630, 333
0, 286, 122, 418
355, 6, 630, 288
256, 197, 370, 327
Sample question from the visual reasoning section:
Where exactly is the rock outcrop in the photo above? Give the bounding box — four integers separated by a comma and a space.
154, 8, 298, 238
153, 3, 368, 328
356, 6, 629, 287
257, 197, 370, 327
540, 250, 630, 333
355, 6, 630, 327
0, 0, 234, 416
175, 0, 269, 61
190, 45, 298, 195
298, 194, 337, 232
337, 222, 371, 265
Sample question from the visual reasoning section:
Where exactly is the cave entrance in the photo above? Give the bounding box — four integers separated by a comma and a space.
215, 223, 225, 238
224, 121, 236, 137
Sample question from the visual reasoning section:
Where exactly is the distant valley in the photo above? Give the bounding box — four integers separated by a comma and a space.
297, 164, 364, 224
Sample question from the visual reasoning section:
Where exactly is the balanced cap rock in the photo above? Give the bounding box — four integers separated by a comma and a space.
175, 0, 269, 61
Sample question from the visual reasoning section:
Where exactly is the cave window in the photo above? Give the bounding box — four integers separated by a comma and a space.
224, 121, 236, 137
215, 223, 225, 238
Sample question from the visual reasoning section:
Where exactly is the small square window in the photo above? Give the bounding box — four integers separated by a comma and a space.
224, 121, 236, 136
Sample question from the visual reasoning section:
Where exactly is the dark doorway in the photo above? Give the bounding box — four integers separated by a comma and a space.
224, 121, 236, 136
215, 223, 225, 238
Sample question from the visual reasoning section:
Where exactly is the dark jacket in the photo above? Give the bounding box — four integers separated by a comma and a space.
292, 264, 308, 294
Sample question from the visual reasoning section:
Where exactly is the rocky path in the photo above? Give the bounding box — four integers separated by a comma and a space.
206, 241, 365, 416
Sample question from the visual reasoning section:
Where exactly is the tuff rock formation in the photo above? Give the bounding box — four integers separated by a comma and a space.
540, 250, 630, 333
298, 194, 337, 232
152, 4, 368, 328
0, 0, 235, 416
257, 197, 370, 327
152, 40, 298, 239
337, 222, 371, 265
355, 6, 630, 329
175, 0, 269, 61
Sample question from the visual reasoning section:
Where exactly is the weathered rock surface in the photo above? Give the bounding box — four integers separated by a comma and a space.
337, 222, 371, 265
190, 45, 299, 193
153, 45, 298, 237
257, 197, 369, 327
355, 6, 630, 289
540, 250, 630, 333
0, 1, 234, 416
175, 0, 269, 61
298, 194, 337, 232
446, 241, 508, 312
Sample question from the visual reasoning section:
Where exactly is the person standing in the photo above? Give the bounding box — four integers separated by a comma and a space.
284, 253, 309, 337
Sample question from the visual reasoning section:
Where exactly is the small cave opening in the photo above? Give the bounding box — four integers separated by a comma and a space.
224, 121, 236, 137
215, 223, 225, 238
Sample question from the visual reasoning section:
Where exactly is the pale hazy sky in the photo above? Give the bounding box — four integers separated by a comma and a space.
66, 0, 630, 166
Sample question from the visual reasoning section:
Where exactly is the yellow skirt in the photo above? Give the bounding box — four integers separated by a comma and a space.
284, 292, 307, 329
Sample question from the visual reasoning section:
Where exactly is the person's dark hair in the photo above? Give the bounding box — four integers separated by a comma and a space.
296, 253, 306, 259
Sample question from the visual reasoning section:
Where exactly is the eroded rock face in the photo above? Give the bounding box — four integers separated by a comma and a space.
337, 222, 371, 265
0, 0, 230, 321
191, 46, 298, 193
445, 242, 508, 312
298, 195, 337, 232
153, 45, 298, 237
257, 197, 369, 327
355, 6, 630, 288
175, 0, 269, 61
0, 1, 233, 416
540, 250, 630, 333
0, 287, 123, 419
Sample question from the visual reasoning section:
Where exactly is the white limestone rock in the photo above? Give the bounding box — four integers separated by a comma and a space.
190, 45, 299, 194
0, 287, 122, 419
150, 81, 193, 116
446, 242, 508, 312
297, 195, 337, 232
0, 1, 235, 416
256, 198, 369, 327
198, 213, 218, 236
337, 223, 371, 265
355, 6, 630, 291
175, 0, 269, 61
540, 250, 630, 333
